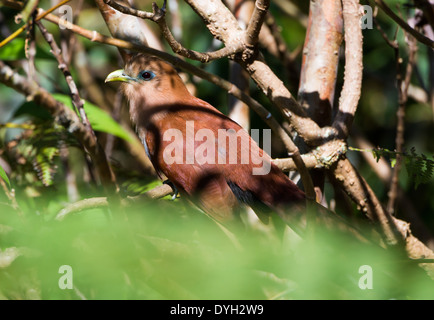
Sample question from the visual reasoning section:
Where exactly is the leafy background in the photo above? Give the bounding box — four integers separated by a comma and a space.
0, 0, 433, 299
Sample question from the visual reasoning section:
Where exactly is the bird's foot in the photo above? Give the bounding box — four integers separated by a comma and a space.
163, 180, 178, 200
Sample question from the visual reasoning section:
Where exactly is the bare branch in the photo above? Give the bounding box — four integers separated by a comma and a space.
297, 0, 343, 202
330, 157, 401, 245
24, 10, 37, 81
298, 0, 343, 126
36, 21, 95, 137
387, 35, 418, 215
245, 0, 270, 47
276, 139, 346, 170
332, 0, 364, 139
104, 0, 243, 63
55, 183, 175, 221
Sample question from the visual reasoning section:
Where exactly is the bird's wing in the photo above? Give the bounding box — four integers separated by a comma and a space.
146, 99, 304, 221
183, 98, 305, 206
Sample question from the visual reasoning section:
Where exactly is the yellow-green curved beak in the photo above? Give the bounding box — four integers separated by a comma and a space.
105, 69, 135, 83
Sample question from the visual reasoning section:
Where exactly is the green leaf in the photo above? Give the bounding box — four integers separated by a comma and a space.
0, 165, 11, 189
52, 94, 134, 142
390, 158, 396, 168
0, 38, 26, 60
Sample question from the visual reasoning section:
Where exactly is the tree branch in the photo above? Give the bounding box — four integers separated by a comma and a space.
244, 0, 270, 47
297, 0, 343, 202
36, 21, 95, 137
331, 0, 364, 139
387, 35, 418, 215
55, 183, 175, 221
373, 0, 434, 48
273, 139, 344, 173
330, 157, 402, 245
104, 0, 243, 63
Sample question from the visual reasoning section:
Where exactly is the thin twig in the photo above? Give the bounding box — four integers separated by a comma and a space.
55, 183, 175, 221
373, 0, 434, 48
245, 0, 270, 47
36, 21, 95, 137
373, 6, 399, 49
387, 35, 418, 215
24, 10, 37, 81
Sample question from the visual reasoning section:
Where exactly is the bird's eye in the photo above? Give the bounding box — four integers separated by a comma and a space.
139, 70, 155, 81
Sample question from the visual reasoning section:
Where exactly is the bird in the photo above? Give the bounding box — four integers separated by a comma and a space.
105, 54, 305, 225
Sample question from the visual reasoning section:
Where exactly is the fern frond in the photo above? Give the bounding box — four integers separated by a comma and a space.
350, 146, 434, 189
33, 147, 59, 186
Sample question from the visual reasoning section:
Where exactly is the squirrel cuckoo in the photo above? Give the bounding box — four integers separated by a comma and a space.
105, 54, 305, 223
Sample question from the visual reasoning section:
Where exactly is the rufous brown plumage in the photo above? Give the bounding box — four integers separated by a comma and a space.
106, 54, 305, 223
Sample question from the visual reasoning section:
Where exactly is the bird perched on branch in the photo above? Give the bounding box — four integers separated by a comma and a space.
105, 54, 305, 224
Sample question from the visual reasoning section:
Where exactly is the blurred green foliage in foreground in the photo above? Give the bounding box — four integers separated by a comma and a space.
0, 197, 433, 300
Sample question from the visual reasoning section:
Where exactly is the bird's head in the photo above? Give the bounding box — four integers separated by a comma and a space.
105, 54, 191, 107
